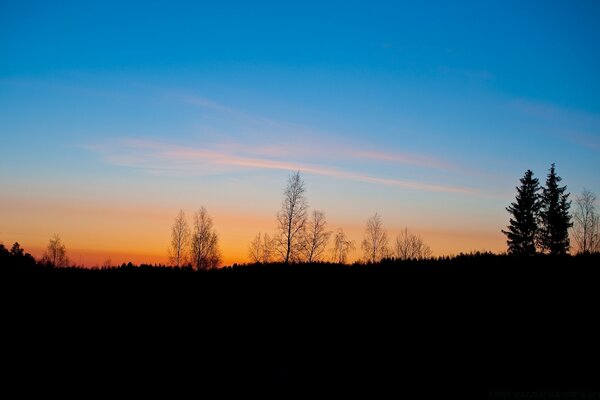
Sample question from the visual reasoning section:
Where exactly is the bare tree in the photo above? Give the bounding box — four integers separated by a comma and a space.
394, 228, 432, 260
248, 232, 276, 263
261, 233, 274, 263
331, 228, 355, 264
190, 207, 221, 270
169, 209, 190, 267
276, 171, 308, 263
102, 257, 113, 269
361, 213, 390, 263
572, 189, 600, 254
248, 232, 263, 263
42, 234, 69, 267
301, 210, 332, 262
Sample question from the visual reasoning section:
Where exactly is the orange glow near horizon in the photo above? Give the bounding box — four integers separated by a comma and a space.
2, 192, 506, 267
17, 228, 505, 268
1, 160, 510, 268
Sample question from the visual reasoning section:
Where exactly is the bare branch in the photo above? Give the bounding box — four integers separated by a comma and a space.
331, 228, 355, 264
361, 213, 390, 263
249, 232, 276, 263
395, 228, 432, 260
301, 210, 332, 262
169, 209, 190, 267
190, 206, 221, 270
276, 171, 308, 263
42, 234, 69, 267
572, 189, 600, 254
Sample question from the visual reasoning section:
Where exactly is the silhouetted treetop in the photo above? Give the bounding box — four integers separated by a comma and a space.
538, 163, 572, 255
276, 171, 308, 264
502, 169, 541, 256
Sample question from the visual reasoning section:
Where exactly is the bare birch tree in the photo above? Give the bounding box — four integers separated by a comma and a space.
331, 228, 355, 264
42, 234, 69, 267
169, 209, 190, 267
261, 233, 274, 263
190, 207, 221, 270
361, 213, 390, 263
276, 171, 308, 263
301, 210, 332, 262
572, 189, 600, 254
248, 232, 276, 263
394, 228, 432, 260
102, 257, 113, 269
248, 232, 263, 263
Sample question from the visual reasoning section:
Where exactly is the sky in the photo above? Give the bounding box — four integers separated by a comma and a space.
1, 0, 599, 266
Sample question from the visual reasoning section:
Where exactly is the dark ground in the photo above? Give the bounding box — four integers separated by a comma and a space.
2, 254, 599, 398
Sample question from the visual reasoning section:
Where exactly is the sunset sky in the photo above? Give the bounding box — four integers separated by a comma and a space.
1, 1, 599, 266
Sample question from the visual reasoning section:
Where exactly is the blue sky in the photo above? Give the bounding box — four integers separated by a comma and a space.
1, 0, 599, 263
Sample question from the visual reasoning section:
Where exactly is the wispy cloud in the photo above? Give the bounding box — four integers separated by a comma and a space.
88, 139, 476, 195
71, 87, 478, 193
19, 80, 473, 174
166, 91, 287, 130
168, 92, 473, 172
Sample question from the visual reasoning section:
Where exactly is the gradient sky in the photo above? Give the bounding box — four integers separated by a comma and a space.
1, 0, 599, 266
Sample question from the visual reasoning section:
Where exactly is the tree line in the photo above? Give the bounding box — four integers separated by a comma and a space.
3, 165, 598, 270
168, 171, 433, 268
245, 171, 431, 265
0, 235, 69, 268
502, 163, 599, 255
168, 206, 221, 270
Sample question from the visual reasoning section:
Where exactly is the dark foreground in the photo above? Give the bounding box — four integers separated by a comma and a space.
3, 254, 600, 398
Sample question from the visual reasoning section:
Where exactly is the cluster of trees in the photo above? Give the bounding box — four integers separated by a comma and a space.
248, 171, 334, 264
247, 171, 432, 265
1, 235, 69, 268
572, 189, 600, 254
0, 242, 37, 268
169, 207, 221, 270
41, 234, 69, 267
360, 213, 431, 263
503, 163, 599, 255
7, 167, 597, 272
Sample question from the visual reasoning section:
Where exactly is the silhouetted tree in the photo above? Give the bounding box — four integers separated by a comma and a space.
572, 189, 600, 254
10, 242, 25, 257
2, 242, 36, 269
502, 170, 541, 255
248, 232, 275, 263
42, 234, 69, 267
331, 228, 355, 264
0, 243, 8, 260
276, 171, 308, 263
361, 213, 390, 263
248, 233, 263, 263
169, 209, 190, 267
394, 228, 432, 260
190, 207, 221, 270
102, 257, 113, 269
263, 233, 275, 263
301, 210, 332, 262
538, 164, 572, 255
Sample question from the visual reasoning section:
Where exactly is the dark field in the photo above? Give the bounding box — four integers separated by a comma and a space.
3, 254, 599, 398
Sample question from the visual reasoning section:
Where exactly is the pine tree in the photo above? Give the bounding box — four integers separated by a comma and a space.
538, 163, 572, 255
502, 170, 541, 255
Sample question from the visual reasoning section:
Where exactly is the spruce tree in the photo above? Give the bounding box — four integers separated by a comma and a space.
538, 163, 572, 255
502, 170, 541, 255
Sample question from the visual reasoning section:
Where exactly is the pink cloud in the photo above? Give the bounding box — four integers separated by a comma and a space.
101, 141, 476, 195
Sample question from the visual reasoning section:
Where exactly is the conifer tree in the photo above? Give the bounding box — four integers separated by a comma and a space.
538, 163, 572, 255
502, 170, 540, 255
